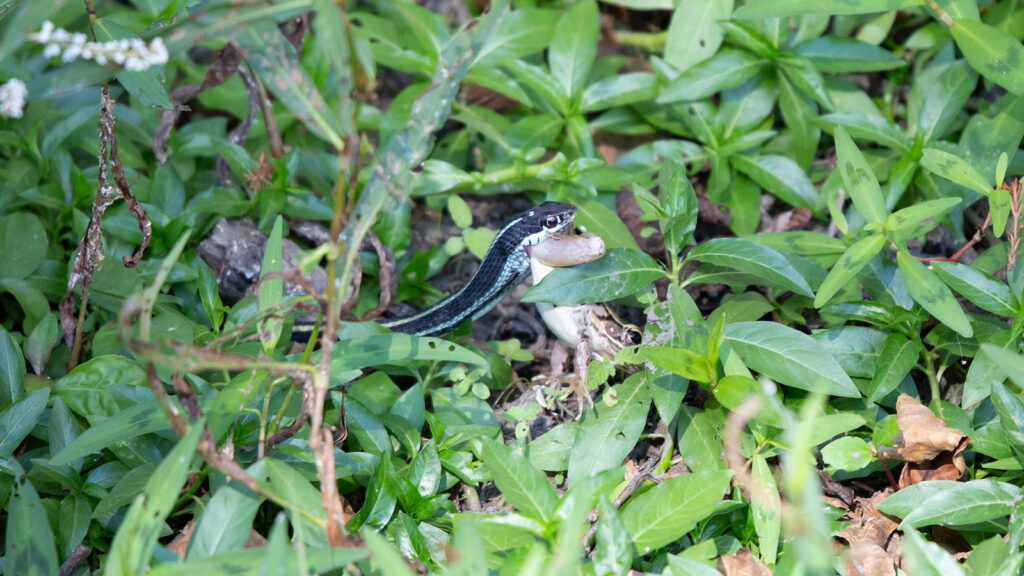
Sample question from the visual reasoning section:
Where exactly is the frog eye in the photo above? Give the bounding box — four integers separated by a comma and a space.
626, 328, 642, 345
544, 215, 560, 229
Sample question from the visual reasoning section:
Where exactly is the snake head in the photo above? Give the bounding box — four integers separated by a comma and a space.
509, 201, 577, 249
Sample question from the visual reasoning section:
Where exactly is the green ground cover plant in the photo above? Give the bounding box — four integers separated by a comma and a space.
1, 0, 1024, 574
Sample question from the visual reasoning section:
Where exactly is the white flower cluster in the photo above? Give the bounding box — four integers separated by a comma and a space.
29, 21, 168, 71
0, 78, 27, 119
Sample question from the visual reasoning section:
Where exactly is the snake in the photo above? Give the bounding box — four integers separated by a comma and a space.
342, 201, 578, 337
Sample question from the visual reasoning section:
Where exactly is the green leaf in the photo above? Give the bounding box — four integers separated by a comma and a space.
94, 19, 172, 109
902, 529, 966, 576
258, 216, 284, 354
595, 497, 633, 576
362, 529, 416, 576
529, 422, 579, 472
820, 112, 911, 153
262, 458, 330, 540
552, 468, 623, 531
719, 21, 777, 57
25, 312, 58, 375
568, 373, 651, 486
963, 332, 1014, 408
0, 327, 25, 404
965, 537, 1016, 576
677, 407, 726, 472
643, 347, 713, 383
475, 8, 559, 63
654, 158, 699, 253
524, 248, 664, 305
984, 346, 1024, 390
548, 0, 599, 104
777, 55, 834, 110
885, 197, 963, 239
686, 237, 814, 297
328, 334, 486, 374
479, 437, 558, 524
808, 413, 868, 446
663, 0, 734, 72
0, 387, 49, 460
0, 212, 47, 280
813, 326, 888, 380
621, 470, 732, 553
920, 147, 992, 195
658, 48, 763, 102
794, 36, 906, 73
148, 546, 369, 576
234, 21, 345, 149
821, 436, 874, 471
834, 125, 887, 223
750, 454, 781, 565
575, 197, 642, 251
951, 19, 1024, 97
877, 481, 961, 517
991, 380, 1024, 468
959, 95, 1024, 196
106, 419, 204, 576
712, 376, 785, 428
723, 321, 860, 397
896, 251, 973, 338
50, 400, 169, 466
898, 479, 1020, 528
502, 57, 569, 115
580, 73, 658, 113
196, 259, 224, 332
867, 334, 920, 403
991, 186, 1011, 238
911, 60, 977, 143
667, 555, 723, 576
932, 261, 1018, 316
187, 469, 264, 559
731, 154, 819, 209
345, 397, 391, 456
778, 73, 820, 168
5, 461, 59, 576
733, 0, 922, 18
815, 234, 887, 308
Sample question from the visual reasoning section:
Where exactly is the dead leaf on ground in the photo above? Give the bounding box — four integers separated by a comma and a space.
836, 491, 900, 576
167, 520, 196, 558
930, 525, 971, 562
717, 547, 772, 576
873, 394, 968, 487
846, 542, 895, 576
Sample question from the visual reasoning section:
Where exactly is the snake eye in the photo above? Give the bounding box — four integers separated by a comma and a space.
626, 329, 642, 345
544, 215, 560, 229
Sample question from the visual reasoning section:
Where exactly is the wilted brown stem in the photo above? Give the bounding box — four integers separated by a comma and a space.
917, 212, 991, 264
320, 428, 355, 546
58, 544, 90, 576
145, 365, 325, 528
1006, 178, 1022, 271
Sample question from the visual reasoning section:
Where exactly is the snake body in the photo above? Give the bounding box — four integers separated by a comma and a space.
380, 201, 577, 336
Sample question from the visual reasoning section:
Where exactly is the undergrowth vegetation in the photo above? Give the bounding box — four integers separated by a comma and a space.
1, 0, 1024, 574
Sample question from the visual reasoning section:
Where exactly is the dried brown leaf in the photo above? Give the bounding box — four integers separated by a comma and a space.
153, 42, 245, 164
837, 492, 900, 576
846, 542, 895, 576
874, 394, 968, 487
717, 547, 772, 576
60, 88, 151, 358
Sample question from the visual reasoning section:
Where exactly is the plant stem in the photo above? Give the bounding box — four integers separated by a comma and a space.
919, 339, 941, 403
924, 0, 956, 26
614, 30, 668, 51
449, 156, 561, 193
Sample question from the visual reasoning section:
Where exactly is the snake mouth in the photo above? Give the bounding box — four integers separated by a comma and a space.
545, 214, 577, 240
